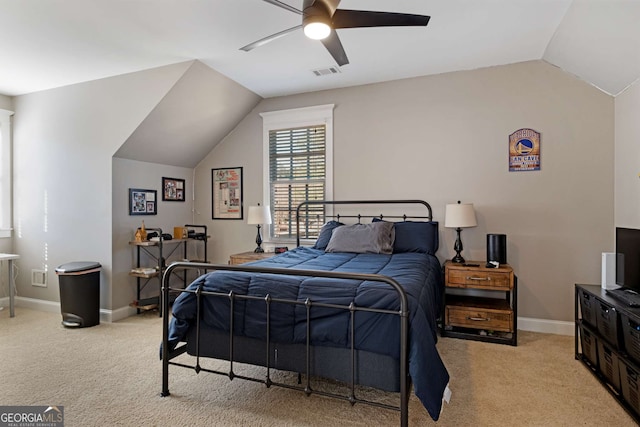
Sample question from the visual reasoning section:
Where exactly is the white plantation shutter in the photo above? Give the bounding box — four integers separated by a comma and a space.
260, 105, 334, 243
269, 125, 326, 239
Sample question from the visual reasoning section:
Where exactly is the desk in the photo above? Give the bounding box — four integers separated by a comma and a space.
0, 253, 19, 317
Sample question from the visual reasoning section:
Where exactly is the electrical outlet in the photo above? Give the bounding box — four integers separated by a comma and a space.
32, 269, 47, 287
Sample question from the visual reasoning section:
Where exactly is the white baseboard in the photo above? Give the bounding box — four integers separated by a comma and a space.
110, 305, 139, 322
13, 296, 60, 313
9, 296, 137, 324
518, 316, 574, 336
3, 296, 575, 335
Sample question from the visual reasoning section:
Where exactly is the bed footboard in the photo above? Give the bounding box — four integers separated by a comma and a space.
161, 261, 411, 427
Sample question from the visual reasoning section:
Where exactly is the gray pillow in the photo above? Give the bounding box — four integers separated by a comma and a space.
325, 221, 395, 254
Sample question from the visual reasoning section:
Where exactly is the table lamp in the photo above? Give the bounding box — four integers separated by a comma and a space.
444, 201, 477, 263
248, 204, 272, 253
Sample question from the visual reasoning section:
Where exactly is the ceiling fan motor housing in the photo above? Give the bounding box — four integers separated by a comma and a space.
302, 0, 333, 30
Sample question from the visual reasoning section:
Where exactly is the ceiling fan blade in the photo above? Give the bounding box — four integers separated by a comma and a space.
332, 9, 430, 29
240, 25, 302, 52
321, 29, 349, 66
263, 0, 302, 15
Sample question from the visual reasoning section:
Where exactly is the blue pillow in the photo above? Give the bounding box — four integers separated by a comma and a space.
312, 220, 344, 250
373, 218, 439, 254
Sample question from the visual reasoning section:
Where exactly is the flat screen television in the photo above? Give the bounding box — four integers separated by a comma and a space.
616, 227, 640, 290
608, 227, 640, 306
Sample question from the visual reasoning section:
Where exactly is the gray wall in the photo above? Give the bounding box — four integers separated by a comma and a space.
6, 58, 620, 325
11, 62, 191, 312
111, 158, 195, 311
0, 94, 11, 110
193, 60, 615, 324
8, 59, 260, 317
615, 78, 640, 228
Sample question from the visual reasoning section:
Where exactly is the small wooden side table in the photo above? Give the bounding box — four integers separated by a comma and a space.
442, 260, 517, 346
229, 251, 275, 265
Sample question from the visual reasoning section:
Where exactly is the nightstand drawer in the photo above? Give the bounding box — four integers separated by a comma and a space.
446, 268, 513, 290
445, 304, 513, 333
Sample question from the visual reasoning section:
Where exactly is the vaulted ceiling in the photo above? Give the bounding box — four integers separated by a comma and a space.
3, 1, 639, 168
1, 0, 638, 98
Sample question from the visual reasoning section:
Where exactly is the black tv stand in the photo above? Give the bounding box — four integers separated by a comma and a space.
606, 287, 640, 307
576, 284, 640, 423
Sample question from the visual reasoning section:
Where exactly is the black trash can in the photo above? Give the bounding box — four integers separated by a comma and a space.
55, 261, 101, 328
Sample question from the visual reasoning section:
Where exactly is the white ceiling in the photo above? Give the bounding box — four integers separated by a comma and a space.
0, 0, 639, 99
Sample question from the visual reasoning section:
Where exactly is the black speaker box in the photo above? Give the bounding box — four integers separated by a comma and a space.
487, 234, 507, 264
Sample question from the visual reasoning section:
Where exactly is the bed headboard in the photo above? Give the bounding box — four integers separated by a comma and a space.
295, 199, 433, 247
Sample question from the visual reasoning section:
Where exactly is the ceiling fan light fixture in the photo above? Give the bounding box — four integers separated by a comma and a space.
245, 0, 431, 67
303, 21, 331, 40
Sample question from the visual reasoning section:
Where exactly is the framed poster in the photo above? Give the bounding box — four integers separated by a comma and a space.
212, 167, 243, 219
129, 188, 157, 215
162, 177, 185, 202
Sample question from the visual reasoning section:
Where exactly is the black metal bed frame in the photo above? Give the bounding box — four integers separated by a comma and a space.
161, 200, 434, 427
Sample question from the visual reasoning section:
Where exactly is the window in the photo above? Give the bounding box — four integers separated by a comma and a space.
260, 105, 334, 242
0, 109, 14, 238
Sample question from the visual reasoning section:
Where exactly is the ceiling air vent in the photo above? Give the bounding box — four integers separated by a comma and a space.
312, 67, 341, 77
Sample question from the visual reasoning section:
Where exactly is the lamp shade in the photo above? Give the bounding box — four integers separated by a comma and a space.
444, 203, 477, 228
247, 205, 272, 225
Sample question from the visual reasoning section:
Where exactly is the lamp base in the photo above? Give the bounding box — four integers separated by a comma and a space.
254, 225, 264, 253
452, 227, 465, 263
451, 254, 465, 263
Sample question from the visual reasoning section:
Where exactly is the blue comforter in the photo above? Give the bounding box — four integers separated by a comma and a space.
167, 247, 449, 420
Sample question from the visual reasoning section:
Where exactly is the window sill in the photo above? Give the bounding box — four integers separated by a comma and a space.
264, 238, 316, 249
0, 229, 13, 239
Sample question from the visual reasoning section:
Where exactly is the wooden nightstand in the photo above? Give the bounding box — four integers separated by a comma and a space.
229, 251, 276, 265
441, 260, 517, 346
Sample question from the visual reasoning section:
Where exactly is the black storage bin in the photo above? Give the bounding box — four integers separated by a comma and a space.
622, 313, 640, 365
597, 339, 621, 392
579, 289, 598, 328
55, 261, 101, 328
620, 359, 640, 415
596, 300, 621, 349
580, 324, 599, 368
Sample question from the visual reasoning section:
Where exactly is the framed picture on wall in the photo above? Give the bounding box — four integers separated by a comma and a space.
162, 177, 185, 202
212, 167, 243, 220
129, 188, 157, 215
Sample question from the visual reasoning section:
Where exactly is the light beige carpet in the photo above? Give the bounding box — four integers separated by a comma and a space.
0, 307, 636, 426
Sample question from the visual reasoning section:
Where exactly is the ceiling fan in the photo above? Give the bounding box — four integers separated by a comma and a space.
240, 0, 430, 66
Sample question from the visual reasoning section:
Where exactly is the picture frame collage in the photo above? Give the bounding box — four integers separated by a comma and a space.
128, 177, 185, 216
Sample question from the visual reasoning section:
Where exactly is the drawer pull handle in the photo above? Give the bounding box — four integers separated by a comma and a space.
466, 316, 490, 321
467, 276, 491, 281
